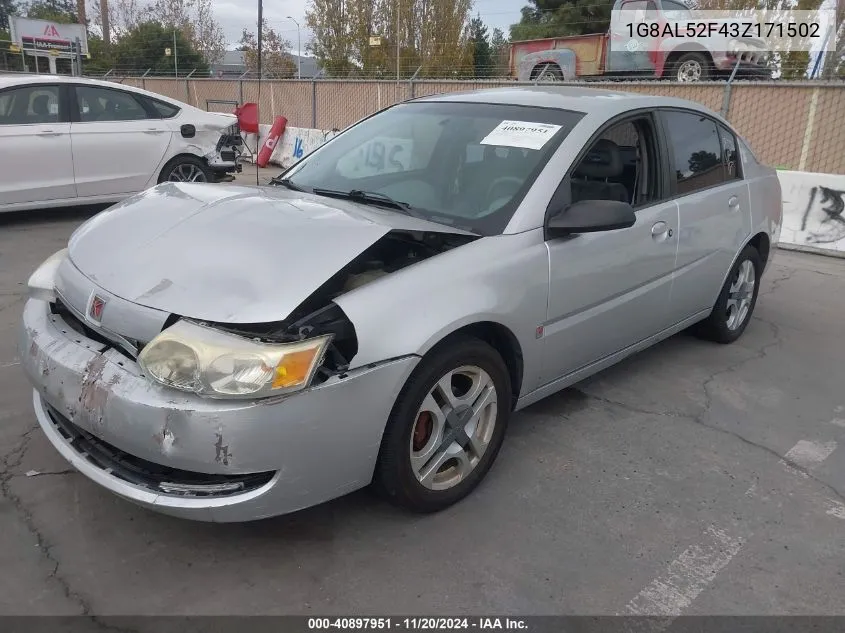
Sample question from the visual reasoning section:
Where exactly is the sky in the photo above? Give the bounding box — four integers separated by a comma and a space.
209, 0, 524, 54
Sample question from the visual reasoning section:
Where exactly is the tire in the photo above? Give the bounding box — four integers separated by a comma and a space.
673, 52, 711, 82
693, 244, 761, 344
375, 335, 512, 513
158, 155, 214, 184
533, 63, 564, 82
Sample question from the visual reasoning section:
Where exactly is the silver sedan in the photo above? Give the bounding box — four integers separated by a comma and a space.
19, 87, 783, 521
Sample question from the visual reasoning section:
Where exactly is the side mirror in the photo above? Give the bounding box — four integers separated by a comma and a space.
546, 199, 636, 238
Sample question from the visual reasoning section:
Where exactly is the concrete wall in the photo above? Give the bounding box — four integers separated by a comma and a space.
243, 124, 337, 169
779, 170, 845, 257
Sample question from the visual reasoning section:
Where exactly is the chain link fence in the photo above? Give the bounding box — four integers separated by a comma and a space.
112, 76, 845, 174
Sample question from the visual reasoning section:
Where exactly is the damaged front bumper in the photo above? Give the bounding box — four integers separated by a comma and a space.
18, 298, 418, 522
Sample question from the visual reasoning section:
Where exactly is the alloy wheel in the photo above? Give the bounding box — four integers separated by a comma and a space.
409, 365, 498, 491
168, 164, 208, 182
726, 259, 756, 331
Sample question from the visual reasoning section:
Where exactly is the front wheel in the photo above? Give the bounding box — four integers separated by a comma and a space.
693, 244, 761, 344
673, 52, 711, 82
158, 156, 214, 184
375, 336, 511, 513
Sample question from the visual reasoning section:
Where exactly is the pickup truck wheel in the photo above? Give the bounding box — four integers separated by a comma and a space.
674, 53, 711, 82
533, 63, 564, 82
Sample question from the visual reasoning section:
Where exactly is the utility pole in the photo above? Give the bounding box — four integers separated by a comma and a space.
173, 29, 178, 77
396, 0, 400, 81
287, 16, 301, 79
100, 0, 110, 48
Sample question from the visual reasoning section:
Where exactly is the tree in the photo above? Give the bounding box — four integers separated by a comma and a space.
490, 27, 510, 76
110, 20, 208, 75
239, 19, 296, 78
26, 0, 78, 21
305, 0, 473, 78
510, 0, 613, 41
1, 0, 18, 31
147, 0, 225, 64
90, 0, 143, 40
469, 15, 492, 77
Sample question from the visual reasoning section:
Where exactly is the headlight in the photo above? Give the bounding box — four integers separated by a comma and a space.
138, 320, 332, 399
27, 248, 67, 302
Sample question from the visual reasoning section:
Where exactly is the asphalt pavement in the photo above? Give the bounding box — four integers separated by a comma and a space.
1, 196, 844, 618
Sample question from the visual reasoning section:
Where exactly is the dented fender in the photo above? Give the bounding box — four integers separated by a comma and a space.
335, 229, 551, 399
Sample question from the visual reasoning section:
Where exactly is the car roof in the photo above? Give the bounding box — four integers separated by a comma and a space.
414, 85, 722, 121
0, 73, 188, 107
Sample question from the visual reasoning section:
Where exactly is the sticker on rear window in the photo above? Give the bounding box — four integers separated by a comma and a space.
480, 121, 562, 150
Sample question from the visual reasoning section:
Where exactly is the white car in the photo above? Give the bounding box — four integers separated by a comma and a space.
0, 75, 243, 213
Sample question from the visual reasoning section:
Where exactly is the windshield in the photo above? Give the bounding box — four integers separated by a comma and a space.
281, 101, 584, 235
661, 0, 692, 19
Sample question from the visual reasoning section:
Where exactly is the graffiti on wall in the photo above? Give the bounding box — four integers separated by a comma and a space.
801, 186, 845, 245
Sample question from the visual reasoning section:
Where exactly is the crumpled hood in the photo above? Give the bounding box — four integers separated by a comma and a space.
68, 182, 469, 323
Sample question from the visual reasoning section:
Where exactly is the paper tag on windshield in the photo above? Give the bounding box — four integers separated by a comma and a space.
480, 121, 562, 150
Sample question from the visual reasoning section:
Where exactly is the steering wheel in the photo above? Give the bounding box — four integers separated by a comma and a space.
485, 177, 524, 207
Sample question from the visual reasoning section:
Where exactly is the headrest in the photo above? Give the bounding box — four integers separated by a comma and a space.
32, 95, 50, 115
574, 139, 623, 179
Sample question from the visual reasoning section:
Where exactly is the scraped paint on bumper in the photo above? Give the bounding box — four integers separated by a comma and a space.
18, 298, 418, 522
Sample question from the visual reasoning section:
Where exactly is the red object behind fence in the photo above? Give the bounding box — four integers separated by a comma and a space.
234, 103, 259, 134
257, 116, 288, 168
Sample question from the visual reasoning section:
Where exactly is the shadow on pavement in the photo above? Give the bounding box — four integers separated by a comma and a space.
0, 204, 112, 227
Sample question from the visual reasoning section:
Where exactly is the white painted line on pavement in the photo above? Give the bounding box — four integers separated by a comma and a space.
830, 419, 845, 428
0, 361, 21, 369
782, 440, 837, 469
624, 525, 745, 617
825, 500, 845, 521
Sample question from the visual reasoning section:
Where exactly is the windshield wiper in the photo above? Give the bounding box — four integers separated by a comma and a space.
270, 177, 306, 191
311, 188, 417, 215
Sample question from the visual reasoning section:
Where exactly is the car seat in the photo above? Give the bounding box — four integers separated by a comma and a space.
570, 139, 629, 204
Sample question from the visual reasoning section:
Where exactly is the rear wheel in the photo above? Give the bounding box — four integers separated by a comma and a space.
375, 336, 511, 513
533, 63, 564, 82
673, 52, 711, 82
693, 245, 761, 344
158, 156, 213, 184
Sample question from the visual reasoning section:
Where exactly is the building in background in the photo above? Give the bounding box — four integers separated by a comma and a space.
211, 50, 322, 78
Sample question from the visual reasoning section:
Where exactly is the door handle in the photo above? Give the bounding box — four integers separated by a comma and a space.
651, 221, 672, 239
144, 128, 166, 134
37, 130, 63, 136
728, 195, 740, 209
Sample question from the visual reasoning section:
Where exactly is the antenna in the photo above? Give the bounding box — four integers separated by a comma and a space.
256, 0, 263, 186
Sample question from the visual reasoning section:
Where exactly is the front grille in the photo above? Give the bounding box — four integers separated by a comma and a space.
51, 298, 139, 360
45, 405, 275, 498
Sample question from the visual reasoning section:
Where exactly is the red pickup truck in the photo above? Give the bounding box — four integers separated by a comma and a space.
510, 0, 772, 82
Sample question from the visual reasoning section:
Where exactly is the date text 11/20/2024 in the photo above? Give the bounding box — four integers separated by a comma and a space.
307, 618, 529, 630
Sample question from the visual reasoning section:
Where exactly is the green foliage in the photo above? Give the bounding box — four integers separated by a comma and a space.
1, 0, 18, 31
25, 0, 77, 22
111, 21, 209, 75
510, 0, 614, 41
469, 15, 492, 77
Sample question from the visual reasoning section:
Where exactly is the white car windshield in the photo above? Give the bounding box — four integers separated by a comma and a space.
281, 101, 584, 235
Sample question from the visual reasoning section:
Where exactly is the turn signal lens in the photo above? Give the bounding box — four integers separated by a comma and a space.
272, 347, 322, 389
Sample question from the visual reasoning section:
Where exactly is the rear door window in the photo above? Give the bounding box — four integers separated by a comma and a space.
662, 110, 728, 195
